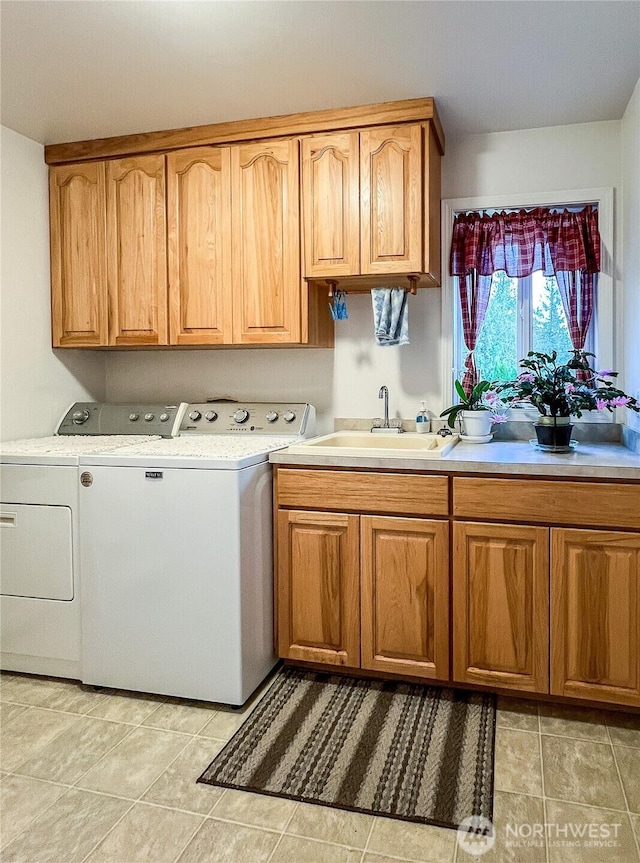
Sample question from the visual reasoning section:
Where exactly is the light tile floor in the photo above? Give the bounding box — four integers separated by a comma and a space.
1, 673, 639, 863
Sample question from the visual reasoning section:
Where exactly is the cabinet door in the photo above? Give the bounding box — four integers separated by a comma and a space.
231, 140, 301, 343
106, 155, 168, 345
361, 516, 449, 680
167, 148, 232, 345
453, 522, 549, 693
276, 510, 360, 667
50, 162, 107, 346
301, 132, 359, 278
551, 529, 640, 707
360, 124, 422, 274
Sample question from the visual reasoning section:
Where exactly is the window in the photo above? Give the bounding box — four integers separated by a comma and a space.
441, 189, 614, 417
462, 270, 596, 383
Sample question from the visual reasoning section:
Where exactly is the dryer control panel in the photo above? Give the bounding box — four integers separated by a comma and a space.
57, 403, 187, 438
179, 402, 315, 437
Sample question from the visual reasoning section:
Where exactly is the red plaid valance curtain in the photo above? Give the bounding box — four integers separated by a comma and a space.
450, 206, 601, 392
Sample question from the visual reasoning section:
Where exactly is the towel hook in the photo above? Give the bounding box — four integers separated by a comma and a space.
407, 275, 419, 295
326, 279, 339, 298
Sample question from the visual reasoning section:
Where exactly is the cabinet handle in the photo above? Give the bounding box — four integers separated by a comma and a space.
1, 512, 17, 527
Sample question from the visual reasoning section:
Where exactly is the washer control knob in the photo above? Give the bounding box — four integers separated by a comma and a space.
233, 409, 250, 424
160, 413, 170, 422
283, 410, 296, 423
129, 413, 140, 422
265, 411, 279, 423
188, 410, 202, 422
205, 411, 218, 422
144, 413, 155, 422
72, 409, 90, 425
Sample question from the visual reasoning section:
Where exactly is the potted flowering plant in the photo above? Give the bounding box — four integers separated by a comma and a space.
497, 350, 639, 450
440, 379, 506, 440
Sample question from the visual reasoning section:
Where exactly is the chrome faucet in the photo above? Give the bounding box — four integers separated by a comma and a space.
371, 385, 402, 433
378, 385, 389, 427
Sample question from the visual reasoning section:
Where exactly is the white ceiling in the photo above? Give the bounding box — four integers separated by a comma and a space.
2, 1, 639, 147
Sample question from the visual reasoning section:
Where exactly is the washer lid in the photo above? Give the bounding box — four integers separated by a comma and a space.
0, 435, 162, 465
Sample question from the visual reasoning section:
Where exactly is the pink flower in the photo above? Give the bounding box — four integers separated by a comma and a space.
484, 391, 499, 405
564, 383, 575, 393
611, 396, 631, 407
518, 373, 535, 383
490, 413, 508, 424
595, 398, 608, 410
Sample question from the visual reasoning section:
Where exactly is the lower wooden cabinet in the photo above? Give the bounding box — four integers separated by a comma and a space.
276, 510, 360, 667
551, 528, 640, 707
453, 522, 550, 694
276, 510, 449, 680
361, 516, 449, 679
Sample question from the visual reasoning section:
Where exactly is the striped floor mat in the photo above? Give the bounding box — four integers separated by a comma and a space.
198, 667, 496, 830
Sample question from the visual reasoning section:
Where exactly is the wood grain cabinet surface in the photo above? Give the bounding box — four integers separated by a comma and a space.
167, 147, 232, 345
551, 528, 640, 707
106, 155, 168, 346
275, 469, 450, 681
49, 98, 445, 348
301, 123, 441, 286
50, 162, 108, 347
453, 521, 550, 694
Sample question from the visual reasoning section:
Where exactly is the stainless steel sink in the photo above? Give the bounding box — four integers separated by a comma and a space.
285, 431, 459, 458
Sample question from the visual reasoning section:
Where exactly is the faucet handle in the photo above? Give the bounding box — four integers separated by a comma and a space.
388, 418, 402, 429
371, 417, 383, 428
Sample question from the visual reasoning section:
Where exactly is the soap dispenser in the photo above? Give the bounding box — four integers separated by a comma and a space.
415, 401, 430, 433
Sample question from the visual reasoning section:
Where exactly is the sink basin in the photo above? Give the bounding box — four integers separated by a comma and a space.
286, 431, 459, 458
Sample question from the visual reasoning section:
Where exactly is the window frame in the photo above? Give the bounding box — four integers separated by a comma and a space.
440, 188, 615, 423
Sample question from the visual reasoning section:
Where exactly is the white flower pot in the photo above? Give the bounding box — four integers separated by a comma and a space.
461, 411, 493, 438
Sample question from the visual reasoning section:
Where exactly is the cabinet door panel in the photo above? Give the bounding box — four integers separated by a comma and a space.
232, 140, 301, 343
361, 516, 449, 679
302, 132, 359, 277
360, 124, 422, 274
50, 162, 107, 346
551, 529, 640, 707
107, 155, 167, 345
453, 522, 549, 693
277, 510, 359, 666
167, 148, 232, 344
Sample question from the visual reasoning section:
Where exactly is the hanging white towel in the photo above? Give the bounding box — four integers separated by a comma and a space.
371, 288, 409, 346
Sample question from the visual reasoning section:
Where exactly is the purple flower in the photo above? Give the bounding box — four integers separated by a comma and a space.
518, 373, 535, 383
490, 413, 508, 424
598, 369, 614, 377
595, 398, 608, 410
611, 396, 631, 407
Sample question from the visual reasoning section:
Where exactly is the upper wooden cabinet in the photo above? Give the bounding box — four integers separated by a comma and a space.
48, 97, 444, 348
360, 124, 423, 275
301, 123, 441, 286
231, 140, 301, 344
301, 132, 360, 278
167, 147, 232, 345
106, 155, 168, 346
50, 162, 107, 347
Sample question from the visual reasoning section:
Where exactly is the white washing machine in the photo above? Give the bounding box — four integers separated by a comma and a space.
78, 401, 315, 705
0, 403, 186, 678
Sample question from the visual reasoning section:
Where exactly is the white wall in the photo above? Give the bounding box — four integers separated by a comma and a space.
106, 119, 623, 432
0, 126, 105, 441
622, 79, 640, 431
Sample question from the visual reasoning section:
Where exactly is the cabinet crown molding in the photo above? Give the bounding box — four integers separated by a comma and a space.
45, 97, 445, 165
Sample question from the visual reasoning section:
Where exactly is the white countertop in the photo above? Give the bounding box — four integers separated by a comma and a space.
269, 440, 640, 480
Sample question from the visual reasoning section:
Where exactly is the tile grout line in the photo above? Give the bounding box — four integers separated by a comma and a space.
536, 704, 551, 863
77, 721, 200, 863
264, 797, 301, 863
360, 817, 376, 863
608, 726, 640, 862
